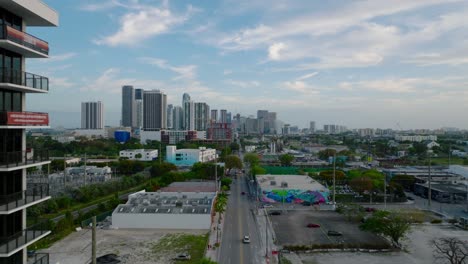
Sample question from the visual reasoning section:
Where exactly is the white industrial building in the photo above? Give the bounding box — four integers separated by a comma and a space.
166, 146, 217, 166
119, 149, 158, 161
112, 191, 215, 229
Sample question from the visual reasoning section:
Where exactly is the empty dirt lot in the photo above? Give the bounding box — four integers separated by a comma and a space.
42, 228, 207, 264
270, 210, 389, 248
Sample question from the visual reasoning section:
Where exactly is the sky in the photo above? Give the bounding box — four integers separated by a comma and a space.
25, 0, 468, 129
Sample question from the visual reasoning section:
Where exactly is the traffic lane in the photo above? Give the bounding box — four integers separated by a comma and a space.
219, 177, 241, 264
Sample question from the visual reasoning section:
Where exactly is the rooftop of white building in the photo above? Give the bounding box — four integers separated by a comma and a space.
256, 174, 328, 192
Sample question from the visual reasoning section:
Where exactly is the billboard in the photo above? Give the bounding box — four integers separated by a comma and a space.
6, 112, 49, 126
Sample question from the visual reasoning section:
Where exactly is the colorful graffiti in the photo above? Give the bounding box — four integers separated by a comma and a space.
261, 189, 329, 204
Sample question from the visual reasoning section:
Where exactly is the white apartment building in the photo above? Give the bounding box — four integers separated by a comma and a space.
166, 146, 217, 166
395, 135, 437, 142
120, 149, 158, 161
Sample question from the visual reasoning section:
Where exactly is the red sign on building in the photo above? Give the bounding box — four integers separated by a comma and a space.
7, 112, 49, 126
6, 26, 49, 54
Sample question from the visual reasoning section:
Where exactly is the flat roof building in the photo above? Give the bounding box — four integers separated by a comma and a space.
256, 174, 329, 204
166, 146, 217, 166
112, 191, 215, 229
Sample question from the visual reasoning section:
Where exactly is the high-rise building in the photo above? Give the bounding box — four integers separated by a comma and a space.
134, 88, 143, 128
122, 85, 135, 127
211, 109, 218, 122
220, 109, 228, 123
172, 106, 184, 130
81, 101, 104, 129
309, 121, 316, 133
167, 104, 174, 129
184, 100, 195, 130
143, 90, 167, 131
226, 112, 232, 124
135, 99, 143, 128
194, 102, 210, 131
0, 1, 58, 263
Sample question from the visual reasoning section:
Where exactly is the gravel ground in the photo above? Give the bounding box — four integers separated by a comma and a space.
42, 228, 206, 264
298, 224, 467, 264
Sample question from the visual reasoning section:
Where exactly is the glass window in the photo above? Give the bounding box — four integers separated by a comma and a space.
0, 92, 3, 111
12, 92, 20, 111
4, 92, 11, 111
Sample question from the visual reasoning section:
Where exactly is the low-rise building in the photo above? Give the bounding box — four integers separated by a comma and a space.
395, 135, 437, 142
166, 146, 217, 166
119, 149, 158, 161
112, 191, 215, 229
245, 145, 256, 152
256, 174, 329, 204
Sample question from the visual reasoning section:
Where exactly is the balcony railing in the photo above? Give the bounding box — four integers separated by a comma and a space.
0, 67, 49, 92
0, 24, 49, 55
0, 150, 49, 169
0, 111, 49, 126
0, 184, 49, 212
28, 253, 49, 264
0, 221, 49, 255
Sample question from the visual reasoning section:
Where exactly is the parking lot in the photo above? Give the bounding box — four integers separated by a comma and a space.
270, 210, 389, 248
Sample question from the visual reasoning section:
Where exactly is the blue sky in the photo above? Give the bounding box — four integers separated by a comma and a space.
26, 0, 468, 129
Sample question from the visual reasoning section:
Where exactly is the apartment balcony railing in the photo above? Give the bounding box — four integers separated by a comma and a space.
0, 67, 49, 92
0, 150, 49, 169
0, 24, 49, 56
0, 184, 49, 212
0, 111, 49, 127
0, 221, 50, 255
28, 253, 49, 264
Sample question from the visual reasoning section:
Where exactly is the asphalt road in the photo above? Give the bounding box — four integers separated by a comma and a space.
219, 174, 263, 264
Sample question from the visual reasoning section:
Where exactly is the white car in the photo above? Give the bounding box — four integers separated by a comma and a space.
242, 235, 251, 244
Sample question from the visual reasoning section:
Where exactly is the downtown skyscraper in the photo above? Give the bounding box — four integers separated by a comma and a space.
122, 85, 135, 127
143, 90, 167, 130
81, 101, 104, 129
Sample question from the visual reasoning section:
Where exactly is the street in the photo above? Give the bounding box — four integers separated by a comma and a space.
219, 174, 264, 264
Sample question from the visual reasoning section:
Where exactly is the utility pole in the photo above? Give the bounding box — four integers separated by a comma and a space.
333, 153, 336, 209
428, 152, 432, 209
92, 216, 97, 264
215, 161, 218, 192
159, 143, 162, 165
265, 212, 268, 260
384, 176, 387, 209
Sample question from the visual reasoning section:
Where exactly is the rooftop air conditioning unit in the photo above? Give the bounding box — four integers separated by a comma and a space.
270, 181, 276, 186
281, 182, 288, 188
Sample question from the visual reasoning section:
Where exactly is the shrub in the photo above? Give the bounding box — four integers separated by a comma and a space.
431, 219, 442, 224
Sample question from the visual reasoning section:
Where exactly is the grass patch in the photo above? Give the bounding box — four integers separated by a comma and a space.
151, 233, 209, 264
280, 256, 293, 264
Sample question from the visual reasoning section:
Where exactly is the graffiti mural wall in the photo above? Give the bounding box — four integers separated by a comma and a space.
261, 189, 329, 204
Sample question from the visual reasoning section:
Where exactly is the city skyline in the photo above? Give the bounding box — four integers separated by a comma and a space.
24, 0, 468, 129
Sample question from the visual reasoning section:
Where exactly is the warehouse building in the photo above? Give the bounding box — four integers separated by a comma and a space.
112, 191, 215, 229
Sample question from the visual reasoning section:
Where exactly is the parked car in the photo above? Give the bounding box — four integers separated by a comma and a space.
242, 235, 251, 244
270, 211, 281, 216
327, 230, 343, 236
95, 254, 121, 264
306, 223, 320, 228
174, 253, 191, 260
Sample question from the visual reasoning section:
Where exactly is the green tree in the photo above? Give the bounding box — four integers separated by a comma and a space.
317, 149, 337, 160
360, 210, 411, 248
318, 170, 346, 184
225, 155, 243, 172
220, 178, 232, 189
251, 165, 266, 176
349, 176, 373, 194
150, 162, 177, 178
279, 154, 294, 166
243, 153, 260, 166
431, 237, 468, 264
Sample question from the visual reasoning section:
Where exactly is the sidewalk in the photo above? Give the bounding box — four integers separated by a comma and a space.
256, 209, 279, 264
205, 212, 224, 262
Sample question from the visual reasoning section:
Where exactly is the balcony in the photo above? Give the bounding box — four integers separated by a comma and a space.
0, 222, 50, 257
0, 184, 50, 214
28, 253, 49, 264
0, 24, 49, 58
0, 68, 49, 93
0, 111, 49, 128
0, 150, 50, 171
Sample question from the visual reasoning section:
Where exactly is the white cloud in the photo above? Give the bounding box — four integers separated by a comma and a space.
268, 43, 286, 61
50, 77, 75, 88
225, 79, 260, 88
95, 4, 197, 46
296, 72, 318, 81
283, 81, 320, 95
46, 52, 77, 63
139, 57, 197, 80
81, 0, 123, 11
223, 70, 232, 75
